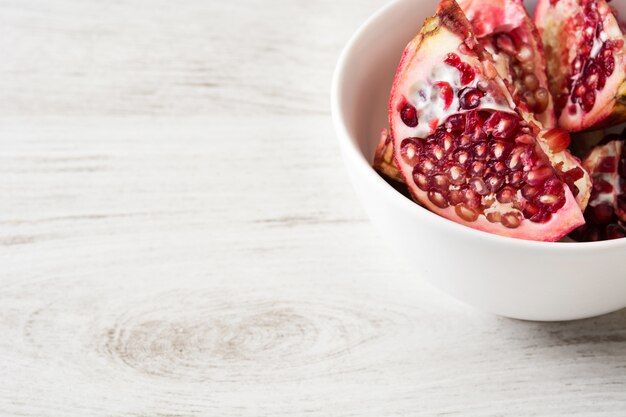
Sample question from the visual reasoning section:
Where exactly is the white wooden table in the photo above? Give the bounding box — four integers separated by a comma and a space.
1, 1, 625, 415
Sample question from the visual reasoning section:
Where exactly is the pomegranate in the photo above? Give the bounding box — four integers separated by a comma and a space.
458, 0, 556, 127
389, 0, 584, 241
570, 132, 626, 241
535, 0, 626, 131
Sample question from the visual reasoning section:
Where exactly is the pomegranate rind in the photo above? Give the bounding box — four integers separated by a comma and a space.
373, 129, 405, 184
535, 0, 626, 132
458, 0, 557, 127
389, 0, 585, 241
537, 129, 592, 210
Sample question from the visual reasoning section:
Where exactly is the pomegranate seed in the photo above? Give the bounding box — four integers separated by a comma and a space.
443, 52, 461, 68
428, 143, 445, 160
562, 166, 585, 184
454, 149, 471, 166
523, 91, 537, 110
428, 191, 449, 208
400, 138, 421, 166
521, 184, 539, 199
605, 224, 626, 240
490, 141, 511, 161
459, 87, 484, 110
596, 156, 616, 173
496, 186, 516, 204
501, 212, 522, 229
473, 142, 488, 159
537, 193, 566, 213
429, 174, 450, 192
534, 88, 550, 113
603, 55, 615, 77
491, 161, 507, 174
469, 161, 486, 176
590, 203, 615, 225
523, 74, 539, 91
593, 179, 613, 194
400, 103, 419, 127
444, 53, 475, 85
455, 204, 479, 222
508, 171, 525, 187
461, 187, 481, 209
516, 45, 533, 62
415, 158, 436, 175
515, 134, 534, 146
522, 202, 540, 218
491, 113, 520, 140
446, 165, 467, 185
469, 178, 488, 195
506, 147, 524, 170
542, 128, 571, 153
412, 170, 429, 191
485, 174, 504, 193
524, 204, 551, 223
495, 33, 515, 54
486, 211, 502, 223
434, 82, 453, 110
445, 114, 466, 131
525, 166, 553, 185
521, 60, 535, 74
581, 90, 596, 112
448, 190, 463, 206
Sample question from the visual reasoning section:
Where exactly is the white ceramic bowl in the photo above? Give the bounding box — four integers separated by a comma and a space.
331, 0, 626, 321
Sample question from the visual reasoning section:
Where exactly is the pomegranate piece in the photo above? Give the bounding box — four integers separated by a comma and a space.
570, 133, 626, 241
535, 0, 626, 131
457, 0, 592, 210
457, 0, 556, 127
389, 0, 584, 241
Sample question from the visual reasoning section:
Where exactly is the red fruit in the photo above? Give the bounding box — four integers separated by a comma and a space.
535, 0, 626, 131
389, 0, 584, 241
458, 0, 556, 127
570, 134, 626, 242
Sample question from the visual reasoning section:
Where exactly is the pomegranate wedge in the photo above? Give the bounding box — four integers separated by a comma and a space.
535, 0, 626, 131
389, 0, 584, 241
458, 0, 556, 127
571, 132, 626, 241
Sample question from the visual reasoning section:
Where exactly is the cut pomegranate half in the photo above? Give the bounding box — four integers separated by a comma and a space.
570, 132, 626, 241
535, 0, 626, 131
389, 0, 584, 241
458, 0, 556, 127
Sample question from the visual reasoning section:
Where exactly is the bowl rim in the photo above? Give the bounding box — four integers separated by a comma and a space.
330, 0, 626, 252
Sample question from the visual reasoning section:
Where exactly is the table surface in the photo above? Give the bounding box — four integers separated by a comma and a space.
1, 0, 625, 416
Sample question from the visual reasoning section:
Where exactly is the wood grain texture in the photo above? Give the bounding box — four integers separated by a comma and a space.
0, 1, 625, 416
